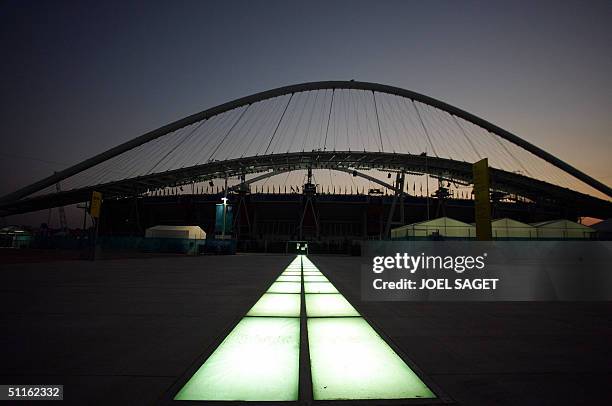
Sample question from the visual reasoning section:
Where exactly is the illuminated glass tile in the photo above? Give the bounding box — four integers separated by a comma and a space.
307, 317, 435, 400
305, 294, 359, 317
303, 271, 322, 275
277, 275, 301, 282
282, 271, 302, 275
304, 275, 329, 282
175, 317, 299, 401
247, 293, 300, 317
305, 282, 338, 293
268, 281, 301, 293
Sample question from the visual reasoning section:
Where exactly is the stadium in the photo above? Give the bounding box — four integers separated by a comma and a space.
1, 81, 610, 253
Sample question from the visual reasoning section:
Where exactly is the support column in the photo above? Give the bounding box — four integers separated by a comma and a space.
384, 171, 406, 238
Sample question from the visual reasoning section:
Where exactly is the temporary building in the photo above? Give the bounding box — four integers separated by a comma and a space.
491, 218, 536, 239
145, 225, 206, 240
391, 217, 475, 239
591, 219, 612, 240
0, 226, 32, 248
531, 219, 595, 239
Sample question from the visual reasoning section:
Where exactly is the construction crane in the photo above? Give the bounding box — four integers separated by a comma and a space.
46, 171, 68, 229
55, 181, 67, 229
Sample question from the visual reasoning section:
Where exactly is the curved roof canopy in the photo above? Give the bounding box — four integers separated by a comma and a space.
1, 81, 610, 217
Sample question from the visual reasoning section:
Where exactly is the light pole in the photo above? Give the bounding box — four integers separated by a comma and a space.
221, 196, 228, 239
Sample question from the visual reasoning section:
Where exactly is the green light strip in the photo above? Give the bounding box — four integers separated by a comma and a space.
305, 258, 436, 401
176, 254, 435, 402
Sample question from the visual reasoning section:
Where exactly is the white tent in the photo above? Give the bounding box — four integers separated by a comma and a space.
531, 220, 594, 239
591, 219, 612, 239
391, 217, 475, 239
145, 225, 206, 240
491, 218, 536, 239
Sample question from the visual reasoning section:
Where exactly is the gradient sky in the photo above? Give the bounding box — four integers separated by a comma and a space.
1, 0, 611, 224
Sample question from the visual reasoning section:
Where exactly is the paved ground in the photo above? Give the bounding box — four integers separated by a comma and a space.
0, 254, 291, 405
0, 253, 610, 405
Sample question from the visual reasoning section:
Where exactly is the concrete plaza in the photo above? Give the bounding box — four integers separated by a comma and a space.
0, 254, 610, 405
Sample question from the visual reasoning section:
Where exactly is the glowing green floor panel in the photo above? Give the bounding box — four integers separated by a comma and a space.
277, 275, 301, 282
304, 275, 329, 282
307, 317, 435, 400
305, 281, 338, 293
247, 293, 300, 317
175, 317, 299, 401
267, 281, 301, 293
305, 293, 359, 317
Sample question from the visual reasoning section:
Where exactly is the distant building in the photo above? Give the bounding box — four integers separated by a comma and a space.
391, 217, 475, 239
531, 219, 595, 240
391, 217, 596, 240
0, 226, 32, 248
491, 218, 536, 239
145, 225, 206, 240
591, 219, 612, 240
143, 225, 206, 254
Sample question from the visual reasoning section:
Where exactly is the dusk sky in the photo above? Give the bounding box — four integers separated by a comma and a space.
1, 0, 611, 225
